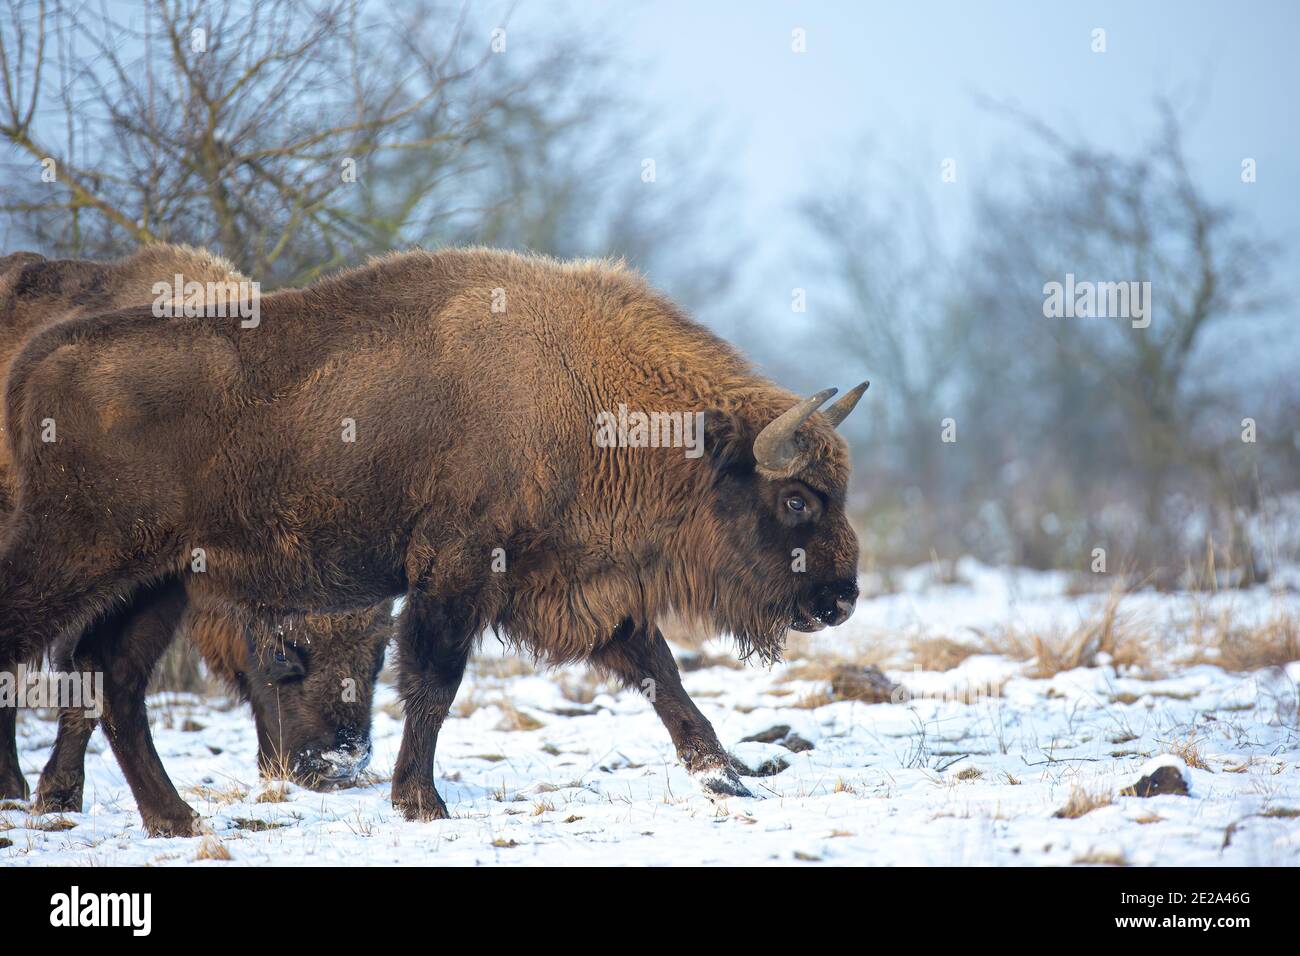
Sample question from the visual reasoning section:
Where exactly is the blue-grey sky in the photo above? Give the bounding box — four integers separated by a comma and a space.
515, 0, 1298, 343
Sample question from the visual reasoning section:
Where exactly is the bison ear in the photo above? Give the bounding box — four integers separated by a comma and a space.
701, 409, 755, 475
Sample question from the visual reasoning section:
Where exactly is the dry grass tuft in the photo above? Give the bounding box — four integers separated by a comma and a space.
1189, 610, 1300, 671
955, 766, 983, 781
471, 654, 534, 679
909, 636, 982, 672
1165, 737, 1210, 772
1053, 785, 1113, 819
255, 782, 290, 804
982, 590, 1144, 678
1260, 806, 1300, 819
194, 837, 232, 861
1073, 848, 1128, 866
495, 699, 545, 732
187, 783, 249, 805
28, 816, 77, 832
556, 672, 619, 705
789, 688, 836, 710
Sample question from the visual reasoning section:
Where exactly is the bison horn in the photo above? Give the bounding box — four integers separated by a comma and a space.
822, 380, 870, 428
752, 387, 837, 472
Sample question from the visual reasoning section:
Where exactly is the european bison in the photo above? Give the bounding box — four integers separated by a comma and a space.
0, 247, 391, 822
0, 247, 865, 831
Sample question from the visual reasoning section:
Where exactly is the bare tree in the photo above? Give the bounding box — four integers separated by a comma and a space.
969, 100, 1280, 576
804, 105, 1288, 577
1, 0, 737, 306
1, 0, 505, 283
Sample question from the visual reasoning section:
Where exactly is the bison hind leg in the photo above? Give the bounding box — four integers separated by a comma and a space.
0, 693, 29, 800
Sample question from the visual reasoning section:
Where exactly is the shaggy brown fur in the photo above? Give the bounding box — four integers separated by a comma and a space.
0, 247, 390, 820
0, 247, 863, 830
0, 244, 242, 496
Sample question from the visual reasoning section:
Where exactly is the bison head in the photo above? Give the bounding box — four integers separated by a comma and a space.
241, 607, 391, 789
682, 382, 868, 661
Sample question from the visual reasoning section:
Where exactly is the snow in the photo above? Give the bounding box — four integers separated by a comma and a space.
3, 562, 1299, 866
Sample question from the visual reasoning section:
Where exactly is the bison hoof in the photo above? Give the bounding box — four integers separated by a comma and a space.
0, 773, 30, 802
690, 763, 754, 800
392, 784, 451, 821
33, 785, 83, 814
142, 808, 201, 838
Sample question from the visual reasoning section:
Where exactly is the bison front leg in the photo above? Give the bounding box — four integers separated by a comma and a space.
32, 708, 97, 813
80, 581, 199, 837
0, 677, 30, 800
391, 593, 472, 821
592, 622, 753, 800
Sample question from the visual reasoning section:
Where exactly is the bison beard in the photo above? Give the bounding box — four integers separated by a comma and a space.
0, 247, 865, 827
0, 247, 391, 828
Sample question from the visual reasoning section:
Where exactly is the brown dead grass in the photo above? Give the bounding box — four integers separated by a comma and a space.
255, 782, 290, 804
1053, 785, 1113, 819
556, 672, 620, 705
1188, 609, 1300, 671
980, 590, 1145, 678
472, 655, 534, 679
909, 636, 982, 672
1165, 737, 1211, 772
1073, 848, 1128, 866
494, 699, 545, 732
28, 816, 77, 832
186, 783, 250, 805
194, 837, 232, 861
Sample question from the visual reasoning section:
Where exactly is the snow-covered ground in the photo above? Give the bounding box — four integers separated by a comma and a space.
4, 560, 1299, 866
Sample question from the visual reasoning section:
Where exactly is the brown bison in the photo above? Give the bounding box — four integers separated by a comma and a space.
0, 247, 865, 832
0, 247, 391, 821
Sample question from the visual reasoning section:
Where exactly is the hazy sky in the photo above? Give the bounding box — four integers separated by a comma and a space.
515, 0, 1298, 347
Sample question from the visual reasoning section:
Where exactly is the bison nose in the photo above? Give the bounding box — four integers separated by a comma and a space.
313, 728, 373, 784
818, 579, 858, 627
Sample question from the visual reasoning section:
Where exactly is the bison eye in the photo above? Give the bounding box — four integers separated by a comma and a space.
785, 494, 806, 513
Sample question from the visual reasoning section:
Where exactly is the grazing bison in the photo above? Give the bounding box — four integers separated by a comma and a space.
0, 247, 865, 831
0, 247, 391, 821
